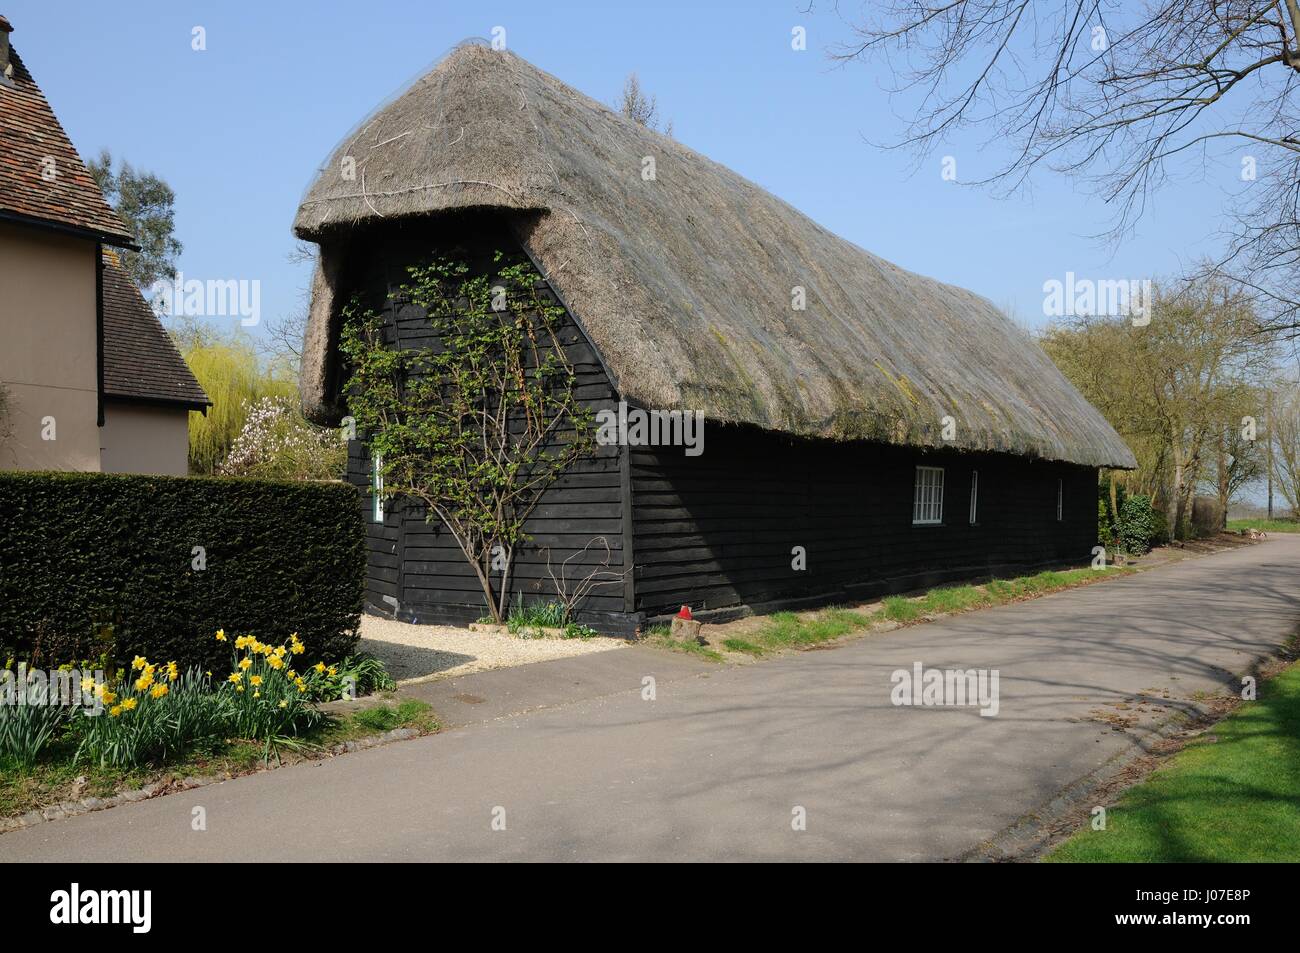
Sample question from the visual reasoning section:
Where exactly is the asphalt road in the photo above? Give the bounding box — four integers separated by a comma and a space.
4, 537, 1298, 862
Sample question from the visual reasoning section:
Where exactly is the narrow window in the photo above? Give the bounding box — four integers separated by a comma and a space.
1056, 477, 1063, 521
969, 470, 979, 525
913, 466, 944, 525
373, 453, 384, 523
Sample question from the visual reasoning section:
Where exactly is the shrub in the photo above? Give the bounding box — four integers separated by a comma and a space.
0, 472, 364, 671
220, 396, 346, 481
1097, 497, 1113, 547
1118, 493, 1160, 554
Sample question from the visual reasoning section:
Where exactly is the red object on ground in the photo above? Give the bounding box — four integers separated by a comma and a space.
677, 605, 692, 620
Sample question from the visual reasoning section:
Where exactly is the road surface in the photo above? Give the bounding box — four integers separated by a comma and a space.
4, 537, 1297, 861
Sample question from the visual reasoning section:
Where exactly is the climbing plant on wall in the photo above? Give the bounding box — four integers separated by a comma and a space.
339, 250, 595, 622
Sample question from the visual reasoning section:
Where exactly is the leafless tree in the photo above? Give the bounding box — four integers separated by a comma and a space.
545, 537, 632, 624
618, 73, 673, 135
831, 1, 1300, 334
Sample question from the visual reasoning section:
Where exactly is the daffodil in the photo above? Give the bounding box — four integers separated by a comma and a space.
131, 656, 147, 671
167, 661, 179, 682
235, 635, 251, 650
250, 675, 263, 687
227, 672, 242, 684
278, 700, 288, 709
135, 672, 154, 691
267, 655, 284, 671
121, 697, 137, 712
274, 645, 286, 659
215, 629, 227, 642
239, 658, 252, 671
150, 684, 169, 699
314, 662, 326, 674
109, 705, 122, 717
253, 690, 261, 698
236, 685, 245, 693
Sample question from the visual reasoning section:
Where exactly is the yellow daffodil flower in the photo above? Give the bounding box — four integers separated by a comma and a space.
131, 656, 147, 671
314, 662, 326, 674
121, 697, 137, 711
239, 658, 252, 671
228, 672, 242, 684
109, 705, 122, 717
215, 629, 227, 642
250, 675, 263, 687
150, 684, 169, 699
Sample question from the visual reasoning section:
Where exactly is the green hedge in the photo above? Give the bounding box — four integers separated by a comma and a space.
0, 472, 364, 670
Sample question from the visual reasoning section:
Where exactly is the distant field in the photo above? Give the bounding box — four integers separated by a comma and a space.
1227, 518, 1300, 533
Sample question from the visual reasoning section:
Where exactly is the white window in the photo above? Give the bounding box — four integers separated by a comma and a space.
969, 470, 979, 525
1056, 477, 1063, 521
913, 466, 944, 525
372, 453, 384, 523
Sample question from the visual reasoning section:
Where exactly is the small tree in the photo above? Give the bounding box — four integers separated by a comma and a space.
87, 149, 182, 289
219, 395, 345, 481
340, 251, 595, 622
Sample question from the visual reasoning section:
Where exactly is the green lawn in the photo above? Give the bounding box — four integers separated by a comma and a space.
1046, 662, 1300, 862
1227, 517, 1300, 534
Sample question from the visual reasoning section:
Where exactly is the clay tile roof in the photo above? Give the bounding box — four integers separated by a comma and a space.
0, 39, 134, 244
101, 249, 209, 410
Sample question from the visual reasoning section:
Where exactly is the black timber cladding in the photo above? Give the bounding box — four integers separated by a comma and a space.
340, 215, 629, 630
338, 212, 1100, 632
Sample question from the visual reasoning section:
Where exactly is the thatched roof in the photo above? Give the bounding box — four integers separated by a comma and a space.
293, 43, 1135, 470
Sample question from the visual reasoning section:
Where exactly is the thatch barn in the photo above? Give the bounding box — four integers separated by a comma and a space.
293, 43, 1135, 632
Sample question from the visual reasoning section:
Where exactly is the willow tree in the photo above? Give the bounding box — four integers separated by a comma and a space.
339, 252, 594, 622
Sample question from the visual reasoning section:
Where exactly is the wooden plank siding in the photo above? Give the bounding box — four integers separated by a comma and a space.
338, 216, 634, 632
335, 212, 1099, 635
630, 423, 1098, 620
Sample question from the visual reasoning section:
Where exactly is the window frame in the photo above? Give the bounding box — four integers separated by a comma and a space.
969, 470, 979, 525
912, 465, 945, 526
372, 453, 384, 524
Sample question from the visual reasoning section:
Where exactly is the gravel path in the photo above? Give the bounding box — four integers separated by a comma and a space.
358, 615, 625, 682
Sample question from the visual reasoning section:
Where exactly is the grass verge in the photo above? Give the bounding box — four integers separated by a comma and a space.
1045, 661, 1300, 862
1227, 517, 1300, 534
0, 698, 437, 822
732, 567, 1133, 654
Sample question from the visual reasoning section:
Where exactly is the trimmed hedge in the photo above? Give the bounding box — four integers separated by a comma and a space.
0, 472, 364, 670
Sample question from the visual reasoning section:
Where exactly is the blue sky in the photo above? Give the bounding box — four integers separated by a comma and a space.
7, 0, 1240, 338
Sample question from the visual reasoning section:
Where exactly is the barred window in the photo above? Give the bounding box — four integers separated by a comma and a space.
913, 466, 944, 525
373, 454, 384, 524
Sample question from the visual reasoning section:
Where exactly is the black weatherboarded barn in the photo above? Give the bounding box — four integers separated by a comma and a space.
292, 45, 1135, 634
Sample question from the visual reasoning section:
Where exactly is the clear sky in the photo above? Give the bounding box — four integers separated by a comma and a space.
5, 0, 1241, 340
